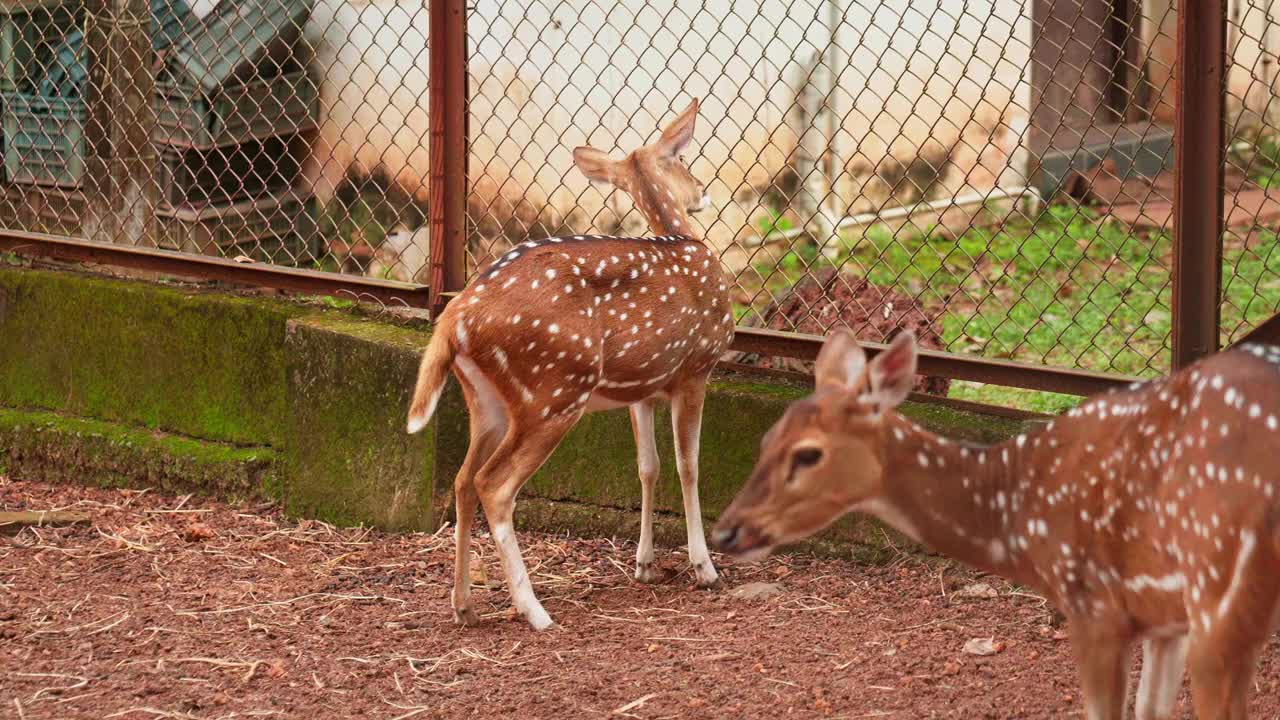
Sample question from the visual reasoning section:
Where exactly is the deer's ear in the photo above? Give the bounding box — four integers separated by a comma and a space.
864, 331, 918, 412
655, 98, 699, 158
573, 146, 617, 184
814, 327, 867, 390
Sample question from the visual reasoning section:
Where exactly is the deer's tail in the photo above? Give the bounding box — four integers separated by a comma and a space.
406, 309, 458, 434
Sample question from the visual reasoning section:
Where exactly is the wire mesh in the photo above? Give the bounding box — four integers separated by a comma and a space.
0, 0, 431, 280
1221, 0, 1280, 346
463, 0, 1195, 397
0, 0, 1265, 402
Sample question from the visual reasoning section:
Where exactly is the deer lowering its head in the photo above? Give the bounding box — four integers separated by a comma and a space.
713, 329, 1280, 719
406, 100, 732, 630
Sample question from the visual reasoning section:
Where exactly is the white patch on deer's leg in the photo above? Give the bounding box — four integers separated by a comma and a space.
631, 402, 660, 583
681, 479, 717, 587
1136, 636, 1188, 720
671, 390, 717, 587
491, 521, 553, 631
454, 356, 508, 436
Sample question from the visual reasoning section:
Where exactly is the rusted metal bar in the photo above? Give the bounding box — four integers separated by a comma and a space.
1229, 311, 1280, 348
1170, 0, 1226, 370
0, 231, 432, 308
730, 327, 1138, 397
427, 0, 469, 314
717, 362, 1051, 420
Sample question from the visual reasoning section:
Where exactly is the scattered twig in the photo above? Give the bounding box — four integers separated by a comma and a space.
15, 672, 90, 701
160, 657, 266, 682
611, 693, 660, 715
386, 706, 432, 720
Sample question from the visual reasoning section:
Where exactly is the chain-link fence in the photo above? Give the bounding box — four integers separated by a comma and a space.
0, 0, 1268, 406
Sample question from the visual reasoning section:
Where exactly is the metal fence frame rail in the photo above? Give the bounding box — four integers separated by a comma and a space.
0, 229, 434, 307
0, 0, 1268, 401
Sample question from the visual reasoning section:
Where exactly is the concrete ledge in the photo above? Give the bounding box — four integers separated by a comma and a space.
0, 265, 1042, 561
0, 407, 276, 498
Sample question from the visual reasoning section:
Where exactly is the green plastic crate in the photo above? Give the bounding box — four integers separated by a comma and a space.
39, 0, 195, 97
155, 133, 304, 206
0, 0, 81, 93
167, 0, 311, 93
156, 189, 315, 260
154, 68, 317, 149
4, 89, 308, 198
2, 91, 82, 186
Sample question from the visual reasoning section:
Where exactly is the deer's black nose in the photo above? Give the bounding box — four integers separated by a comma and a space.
711, 524, 740, 553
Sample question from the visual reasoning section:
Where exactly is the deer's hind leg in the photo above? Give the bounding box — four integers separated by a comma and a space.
670, 374, 717, 588
472, 406, 582, 631
450, 358, 510, 626
630, 398, 661, 583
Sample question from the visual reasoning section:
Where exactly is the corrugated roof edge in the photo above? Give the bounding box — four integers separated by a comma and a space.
168, 0, 312, 93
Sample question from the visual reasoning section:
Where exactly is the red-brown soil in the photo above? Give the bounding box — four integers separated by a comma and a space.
3, 477, 1278, 719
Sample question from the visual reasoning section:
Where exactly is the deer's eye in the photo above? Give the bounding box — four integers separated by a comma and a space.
793, 447, 823, 469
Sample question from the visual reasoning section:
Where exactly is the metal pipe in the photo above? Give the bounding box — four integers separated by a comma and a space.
1170, 0, 1226, 369
729, 326, 1138, 397
745, 184, 1043, 248
0, 231, 433, 308
1, 228, 1134, 395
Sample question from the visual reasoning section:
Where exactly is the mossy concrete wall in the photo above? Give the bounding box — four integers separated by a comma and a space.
0, 408, 275, 498
0, 266, 1040, 561
283, 315, 437, 531
0, 268, 297, 445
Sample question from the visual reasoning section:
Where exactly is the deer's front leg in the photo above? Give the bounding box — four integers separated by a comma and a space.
630, 399, 661, 583
1135, 636, 1187, 720
670, 377, 718, 588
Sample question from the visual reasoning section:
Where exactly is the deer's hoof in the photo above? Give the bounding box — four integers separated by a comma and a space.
635, 562, 662, 584
453, 606, 481, 627
527, 608, 556, 631
694, 564, 721, 589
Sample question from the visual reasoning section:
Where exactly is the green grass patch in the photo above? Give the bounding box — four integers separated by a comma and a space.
740, 201, 1280, 412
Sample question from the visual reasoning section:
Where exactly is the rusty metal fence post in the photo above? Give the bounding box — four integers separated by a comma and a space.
1171, 0, 1226, 370
428, 0, 468, 314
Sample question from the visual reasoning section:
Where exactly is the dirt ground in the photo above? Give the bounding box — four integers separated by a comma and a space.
3, 477, 1279, 720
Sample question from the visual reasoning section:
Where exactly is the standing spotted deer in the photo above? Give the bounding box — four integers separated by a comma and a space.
712, 329, 1280, 719
406, 100, 733, 630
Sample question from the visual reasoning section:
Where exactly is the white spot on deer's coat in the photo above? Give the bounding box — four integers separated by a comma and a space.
455, 321, 470, 352
988, 540, 1006, 563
